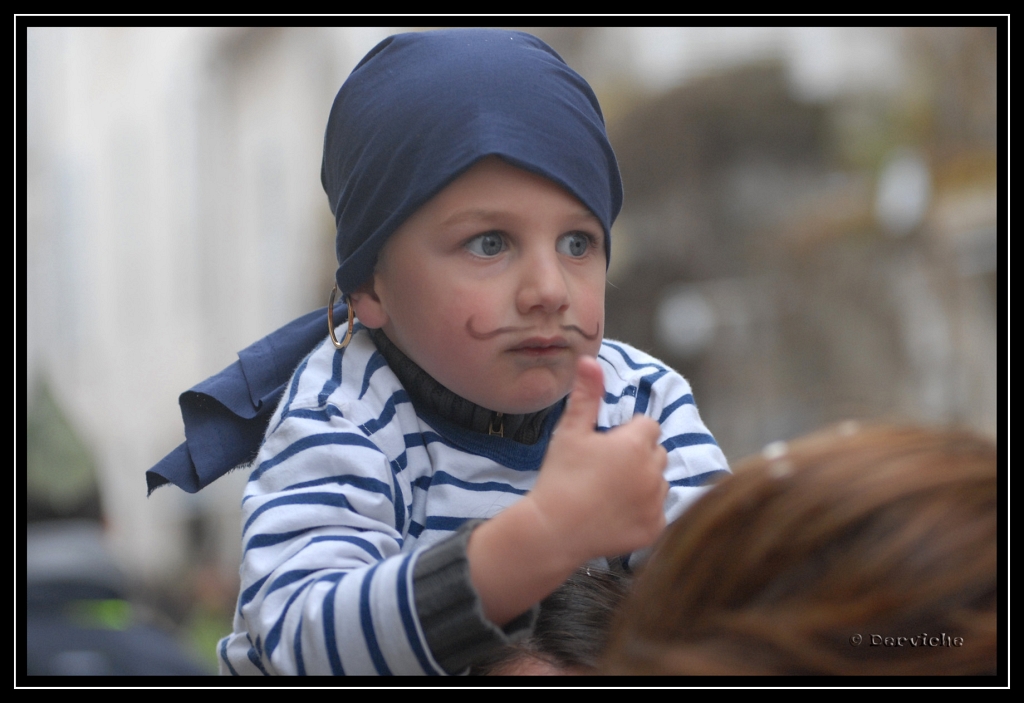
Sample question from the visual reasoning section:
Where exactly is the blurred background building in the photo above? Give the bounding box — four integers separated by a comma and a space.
23, 26, 1001, 672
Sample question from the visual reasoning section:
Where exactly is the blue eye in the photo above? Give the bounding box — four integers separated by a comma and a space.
557, 232, 593, 258
465, 231, 506, 257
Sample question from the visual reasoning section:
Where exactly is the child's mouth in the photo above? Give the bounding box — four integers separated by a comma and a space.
509, 337, 571, 356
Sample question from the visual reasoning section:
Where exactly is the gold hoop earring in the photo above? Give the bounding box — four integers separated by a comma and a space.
328, 284, 355, 349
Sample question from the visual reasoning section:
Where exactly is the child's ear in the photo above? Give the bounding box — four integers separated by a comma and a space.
349, 278, 389, 329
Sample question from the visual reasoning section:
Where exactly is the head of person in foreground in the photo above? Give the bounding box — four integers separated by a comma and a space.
603, 423, 997, 676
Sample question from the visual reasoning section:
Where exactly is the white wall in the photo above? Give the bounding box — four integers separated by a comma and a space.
25, 26, 396, 582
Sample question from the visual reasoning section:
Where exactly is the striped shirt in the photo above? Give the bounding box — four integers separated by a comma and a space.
218, 328, 729, 675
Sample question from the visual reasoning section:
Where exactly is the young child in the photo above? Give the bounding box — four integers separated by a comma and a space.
212, 29, 729, 676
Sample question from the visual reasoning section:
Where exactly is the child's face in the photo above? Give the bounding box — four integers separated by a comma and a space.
353, 157, 606, 415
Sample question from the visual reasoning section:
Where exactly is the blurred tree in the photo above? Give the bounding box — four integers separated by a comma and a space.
26, 379, 102, 523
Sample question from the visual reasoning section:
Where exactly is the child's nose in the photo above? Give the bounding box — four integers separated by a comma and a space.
516, 252, 570, 315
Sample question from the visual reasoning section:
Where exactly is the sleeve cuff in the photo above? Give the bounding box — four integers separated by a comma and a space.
413, 519, 538, 675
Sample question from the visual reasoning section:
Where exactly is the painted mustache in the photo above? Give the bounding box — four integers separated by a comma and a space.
466, 318, 601, 341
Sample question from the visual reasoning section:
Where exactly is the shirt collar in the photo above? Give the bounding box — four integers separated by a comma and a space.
367, 327, 556, 445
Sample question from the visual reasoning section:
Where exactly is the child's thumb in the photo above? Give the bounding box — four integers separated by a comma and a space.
559, 356, 604, 433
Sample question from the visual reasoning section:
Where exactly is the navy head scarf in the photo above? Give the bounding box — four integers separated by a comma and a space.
147, 29, 623, 494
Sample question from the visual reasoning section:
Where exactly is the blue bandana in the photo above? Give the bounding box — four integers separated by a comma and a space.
324, 29, 622, 294
147, 29, 622, 494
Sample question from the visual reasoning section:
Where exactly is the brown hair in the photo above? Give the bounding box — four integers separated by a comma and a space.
603, 424, 997, 675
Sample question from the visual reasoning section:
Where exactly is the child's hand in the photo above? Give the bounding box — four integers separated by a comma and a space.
467, 355, 668, 625
527, 355, 669, 564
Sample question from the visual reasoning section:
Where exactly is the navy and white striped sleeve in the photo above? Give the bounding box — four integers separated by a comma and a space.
221, 407, 444, 676
643, 363, 730, 525
598, 341, 730, 551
